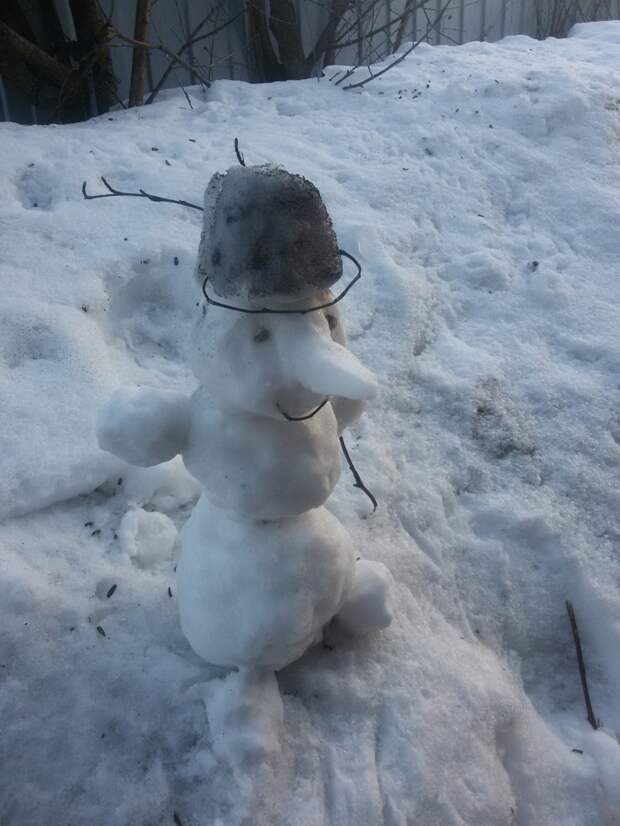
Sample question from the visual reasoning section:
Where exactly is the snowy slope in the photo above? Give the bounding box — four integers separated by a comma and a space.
1, 21, 620, 826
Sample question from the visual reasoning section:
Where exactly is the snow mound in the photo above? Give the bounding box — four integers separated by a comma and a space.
1, 21, 620, 826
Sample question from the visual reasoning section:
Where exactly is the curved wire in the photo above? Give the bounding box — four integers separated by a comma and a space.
276, 398, 329, 421
200, 250, 362, 315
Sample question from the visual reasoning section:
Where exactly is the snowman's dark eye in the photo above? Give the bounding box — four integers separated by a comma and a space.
254, 329, 270, 343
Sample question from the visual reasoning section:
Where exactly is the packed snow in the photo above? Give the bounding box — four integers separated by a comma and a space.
97, 164, 392, 771
1, 20, 620, 826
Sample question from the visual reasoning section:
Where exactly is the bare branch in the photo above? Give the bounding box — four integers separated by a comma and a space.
180, 85, 193, 109
339, 435, 378, 512
82, 177, 204, 211
331, 0, 381, 54
145, 7, 243, 105
106, 23, 211, 91
334, 5, 414, 50
566, 601, 600, 730
95, 0, 211, 96
305, 0, 353, 71
342, 0, 452, 90
234, 137, 246, 166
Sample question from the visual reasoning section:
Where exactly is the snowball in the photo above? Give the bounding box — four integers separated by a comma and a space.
121, 457, 201, 511
335, 559, 395, 636
118, 508, 177, 570
97, 386, 190, 467
176, 498, 356, 669
183, 387, 341, 519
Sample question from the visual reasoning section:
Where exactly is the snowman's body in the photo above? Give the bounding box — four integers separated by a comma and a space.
97, 164, 394, 767
177, 497, 355, 670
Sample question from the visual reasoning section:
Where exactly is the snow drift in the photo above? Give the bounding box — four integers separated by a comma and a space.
1, 21, 620, 826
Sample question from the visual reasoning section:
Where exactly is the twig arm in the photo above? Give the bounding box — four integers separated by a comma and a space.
339, 435, 378, 512
82, 177, 204, 211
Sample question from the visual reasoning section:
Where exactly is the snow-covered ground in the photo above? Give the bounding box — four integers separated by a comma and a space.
2, 21, 620, 826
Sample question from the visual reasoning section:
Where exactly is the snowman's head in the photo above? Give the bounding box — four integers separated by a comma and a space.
195, 165, 342, 301
189, 304, 377, 421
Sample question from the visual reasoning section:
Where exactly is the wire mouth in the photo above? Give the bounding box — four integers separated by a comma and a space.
200, 249, 362, 315
276, 398, 330, 422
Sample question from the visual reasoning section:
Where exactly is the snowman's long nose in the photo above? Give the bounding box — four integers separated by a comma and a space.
275, 317, 377, 402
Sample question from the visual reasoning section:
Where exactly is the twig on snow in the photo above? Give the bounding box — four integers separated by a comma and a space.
234, 136, 246, 166
180, 86, 194, 109
566, 600, 599, 730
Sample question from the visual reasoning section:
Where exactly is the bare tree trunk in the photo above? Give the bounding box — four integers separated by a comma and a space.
70, 0, 116, 113
128, 0, 152, 107
306, 0, 351, 71
394, 0, 416, 50
0, 19, 80, 107
245, 0, 351, 81
245, 0, 285, 81
269, 0, 306, 78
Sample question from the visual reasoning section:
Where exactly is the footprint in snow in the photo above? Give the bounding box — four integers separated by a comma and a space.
473, 377, 536, 459
16, 163, 58, 210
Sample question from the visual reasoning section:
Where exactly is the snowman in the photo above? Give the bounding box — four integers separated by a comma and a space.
97, 164, 394, 767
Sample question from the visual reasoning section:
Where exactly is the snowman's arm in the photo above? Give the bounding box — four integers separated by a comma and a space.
330, 392, 366, 434
97, 386, 190, 467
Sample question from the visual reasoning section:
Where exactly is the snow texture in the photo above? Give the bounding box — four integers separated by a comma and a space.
2, 20, 620, 826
